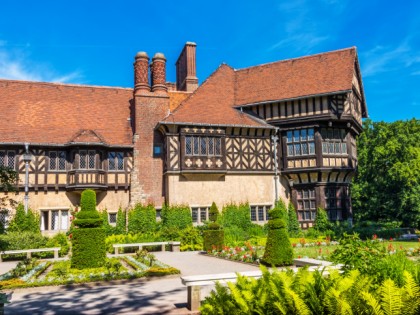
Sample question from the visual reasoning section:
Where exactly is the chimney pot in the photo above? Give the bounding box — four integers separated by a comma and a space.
134, 51, 150, 94
151, 52, 167, 93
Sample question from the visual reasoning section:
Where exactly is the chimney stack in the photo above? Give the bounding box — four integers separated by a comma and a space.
176, 42, 198, 92
134, 52, 150, 94
150, 53, 168, 93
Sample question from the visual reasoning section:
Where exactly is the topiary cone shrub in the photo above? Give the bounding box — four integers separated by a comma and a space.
203, 202, 224, 252
261, 203, 293, 266
71, 189, 106, 269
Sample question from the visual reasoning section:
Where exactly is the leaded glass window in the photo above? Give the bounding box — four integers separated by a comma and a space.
296, 188, 316, 221
88, 151, 96, 169
49, 151, 66, 171
0, 151, 15, 169
79, 151, 87, 169
185, 136, 223, 156
108, 152, 124, 171
286, 128, 315, 156
108, 152, 116, 170
321, 128, 348, 155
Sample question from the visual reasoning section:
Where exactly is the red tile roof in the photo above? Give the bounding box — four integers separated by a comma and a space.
162, 64, 271, 128
0, 80, 134, 146
163, 47, 363, 127
235, 47, 357, 106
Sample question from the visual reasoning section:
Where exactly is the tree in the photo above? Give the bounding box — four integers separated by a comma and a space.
287, 202, 301, 237
352, 119, 420, 227
0, 166, 18, 208
7, 203, 40, 234
313, 207, 330, 232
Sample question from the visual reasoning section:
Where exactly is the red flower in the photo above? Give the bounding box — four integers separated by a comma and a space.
69, 234, 73, 239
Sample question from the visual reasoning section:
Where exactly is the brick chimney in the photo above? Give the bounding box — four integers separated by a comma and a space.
176, 42, 198, 92
150, 53, 168, 93
134, 52, 150, 94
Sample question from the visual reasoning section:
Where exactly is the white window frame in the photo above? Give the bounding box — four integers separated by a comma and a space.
250, 205, 271, 224
191, 206, 209, 225
108, 212, 117, 226
40, 208, 70, 232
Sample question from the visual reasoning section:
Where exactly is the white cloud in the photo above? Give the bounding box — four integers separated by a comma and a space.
269, 0, 346, 54
0, 43, 83, 83
361, 39, 420, 77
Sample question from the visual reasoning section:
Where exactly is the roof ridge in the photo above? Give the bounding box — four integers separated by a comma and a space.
0, 78, 133, 91
234, 47, 356, 72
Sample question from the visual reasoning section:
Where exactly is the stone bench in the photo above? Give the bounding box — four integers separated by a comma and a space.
0, 247, 61, 262
181, 258, 341, 311
113, 241, 181, 255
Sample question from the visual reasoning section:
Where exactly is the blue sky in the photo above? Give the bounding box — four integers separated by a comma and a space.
0, 0, 418, 122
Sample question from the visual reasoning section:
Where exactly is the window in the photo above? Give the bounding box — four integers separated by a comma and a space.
108, 152, 124, 171
0, 151, 15, 169
286, 129, 315, 156
108, 213, 117, 226
296, 188, 316, 221
185, 136, 222, 156
321, 128, 348, 155
325, 186, 348, 220
79, 150, 96, 169
0, 209, 9, 229
191, 206, 209, 225
40, 209, 69, 231
250, 205, 271, 223
49, 151, 66, 171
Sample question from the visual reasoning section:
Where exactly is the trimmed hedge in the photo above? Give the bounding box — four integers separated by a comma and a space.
203, 228, 224, 251
208, 202, 219, 222
71, 228, 106, 269
261, 205, 293, 266
287, 202, 301, 237
115, 208, 126, 234
71, 189, 106, 269
161, 204, 192, 230
313, 207, 331, 232
128, 204, 156, 233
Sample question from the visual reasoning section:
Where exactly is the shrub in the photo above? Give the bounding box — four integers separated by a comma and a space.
179, 226, 203, 251
71, 189, 106, 269
99, 209, 115, 236
8, 204, 40, 234
45, 233, 70, 256
161, 204, 192, 230
208, 202, 219, 222
313, 207, 330, 232
128, 204, 156, 234
223, 226, 248, 246
261, 204, 293, 266
287, 202, 301, 237
115, 207, 126, 234
219, 203, 251, 230
203, 221, 224, 251
0, 231, 48, 251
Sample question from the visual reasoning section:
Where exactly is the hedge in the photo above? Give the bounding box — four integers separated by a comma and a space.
128, 204, 156, 233
161, 204, 192, 230
71, 227, 106, 269
219, 203, 251, 230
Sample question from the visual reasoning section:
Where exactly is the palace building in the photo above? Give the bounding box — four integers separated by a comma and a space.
0, 42, 367, 233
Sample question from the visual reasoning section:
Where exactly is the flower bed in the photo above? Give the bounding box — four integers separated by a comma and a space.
0, 256, 179, 289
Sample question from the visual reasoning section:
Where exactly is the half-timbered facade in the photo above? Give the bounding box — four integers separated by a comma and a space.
0, 42, 367, 232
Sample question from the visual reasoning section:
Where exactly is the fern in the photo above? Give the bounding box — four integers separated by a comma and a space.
360, 291, 383, 315
380, 279, 402, 315
401, 271, 420, 315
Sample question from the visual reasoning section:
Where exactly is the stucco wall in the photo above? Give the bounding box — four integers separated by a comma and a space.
1, 190, 130, 214
166, 173, 288, 208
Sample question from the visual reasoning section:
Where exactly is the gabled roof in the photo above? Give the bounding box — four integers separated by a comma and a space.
0, 80, 134, 146
162, 47, 367, 127
235, 47, 358, 106
162, 64, 272, 128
